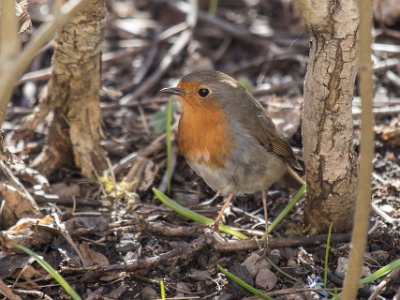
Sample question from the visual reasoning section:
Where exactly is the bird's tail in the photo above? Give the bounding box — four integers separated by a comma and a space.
282, 166, 305, 190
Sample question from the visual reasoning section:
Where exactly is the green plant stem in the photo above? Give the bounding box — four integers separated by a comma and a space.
208, 0, 219, 16
153, 188, 248, 239
160, 280, 166, 300
15, 244, 81, 300
166, 98, 173, 193
268, 184, 306, 234
324, 223, 333, 288
266, 256, 302, 284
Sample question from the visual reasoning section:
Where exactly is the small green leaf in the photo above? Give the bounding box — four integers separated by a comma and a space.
149, 102, 178, 134
238, 77, 254, 92
166, 98, 173, 193
153, 188, 248, 239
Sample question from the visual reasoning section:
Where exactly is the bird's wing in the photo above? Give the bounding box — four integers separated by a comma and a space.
238, 95, 302, 171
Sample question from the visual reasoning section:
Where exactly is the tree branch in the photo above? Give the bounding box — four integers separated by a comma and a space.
0, 0, 89, 126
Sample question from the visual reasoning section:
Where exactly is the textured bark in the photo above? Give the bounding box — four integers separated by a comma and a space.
31, 0, 107, 179
300, 0, 359, 233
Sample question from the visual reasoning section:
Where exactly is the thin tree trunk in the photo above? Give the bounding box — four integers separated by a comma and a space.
31, 0, 108, 179
300, 0, 359, 232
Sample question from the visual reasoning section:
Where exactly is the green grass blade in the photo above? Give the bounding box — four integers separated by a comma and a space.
217, 264, 273, 300
160, 280, 166, 300
166, 98, 173, 194
268, 184, 306, 234
324, 222, 333, 288
208, 0, 219, 16
15, 244, 81, 300
153, 188, 248, 240
360, 259, 400, 284
265, 256, 302, 284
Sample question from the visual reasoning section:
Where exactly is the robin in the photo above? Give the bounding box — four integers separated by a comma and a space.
160, 70, 303, 232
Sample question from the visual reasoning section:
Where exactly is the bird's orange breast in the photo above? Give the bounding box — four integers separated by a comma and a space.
178, 102, 234, 169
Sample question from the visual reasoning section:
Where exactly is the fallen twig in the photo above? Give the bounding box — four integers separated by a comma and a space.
211, 233, 352, 252
0, 279, 22, 300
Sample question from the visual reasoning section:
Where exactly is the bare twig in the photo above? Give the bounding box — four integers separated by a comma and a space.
372, 43, 400, 53
0, 160, 42, 225
386, 70, 400, 88
211, 233, 351, 252
0, 0, 89, 125
372, 58, 399, 73
0, 0, 19, 62
0, 279, 22, 300
17, 67, 51, 85
52, 212, 90, 267
11, 163, 49, 190
268, 287, 342, 296
13, 289, 53, 300
33, 193, 106, 207
371, 202, 395, 224
342, 0, 374, 298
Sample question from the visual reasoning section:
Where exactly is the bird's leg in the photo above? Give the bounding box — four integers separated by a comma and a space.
213, 193, 234, 231
262, 190, 270, 255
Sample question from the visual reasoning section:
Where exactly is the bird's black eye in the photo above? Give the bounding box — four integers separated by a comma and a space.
198, 88, 209, 97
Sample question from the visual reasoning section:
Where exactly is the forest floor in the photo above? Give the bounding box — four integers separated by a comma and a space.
1, 0, 400, 299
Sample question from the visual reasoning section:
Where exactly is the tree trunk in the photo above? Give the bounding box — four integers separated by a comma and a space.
30, 0, 108, 179
300, 0, 359, 233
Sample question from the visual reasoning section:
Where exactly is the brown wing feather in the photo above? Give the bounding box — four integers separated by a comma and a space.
238, 94, 302, 171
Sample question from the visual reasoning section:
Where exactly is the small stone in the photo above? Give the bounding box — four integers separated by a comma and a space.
106, 285, 127, 299
287, 258, 296, 268
51, 182, 80, 197
188, 268, 210, 281
141, 287, 157, 300
361, 265, 371, 277
227, 263, 253, 298
335, 257, 371, 278
241, 253, 270, 277
269, 249, 281, 265
255, 268, 278, 290
335, 257, 349, 278
175, 282, 191, 297
283, 293, 306, 300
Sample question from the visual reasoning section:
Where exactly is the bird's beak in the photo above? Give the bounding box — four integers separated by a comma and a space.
160, 87, 185, 96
